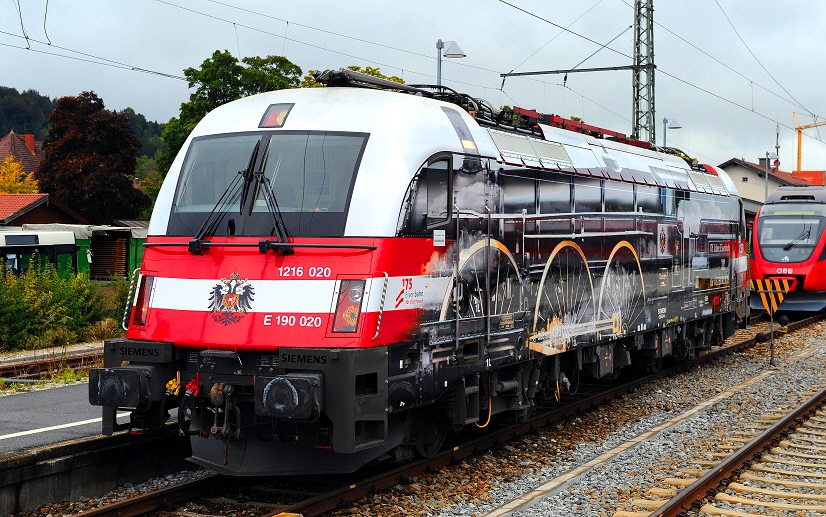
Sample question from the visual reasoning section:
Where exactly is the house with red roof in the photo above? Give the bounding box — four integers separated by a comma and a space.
0, 193, 87, 227
794, 170, 826, 186
0, 130, 44, 174
718, 157, 815, 219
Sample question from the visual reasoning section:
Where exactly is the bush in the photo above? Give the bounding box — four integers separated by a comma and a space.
0, 263, 110, 352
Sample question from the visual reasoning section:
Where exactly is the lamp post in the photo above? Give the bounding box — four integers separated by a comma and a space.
662, 118, 681, 147
436, 39, 466, 87
764, 151, 779, 203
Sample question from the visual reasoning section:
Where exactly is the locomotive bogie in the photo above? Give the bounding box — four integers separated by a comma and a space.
89, 84, 749, 475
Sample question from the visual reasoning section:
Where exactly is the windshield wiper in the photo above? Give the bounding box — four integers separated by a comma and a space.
238, 140, 260, 214
253, 172, 294, 255
188, 141, 260, 254
783, 228, 811, 251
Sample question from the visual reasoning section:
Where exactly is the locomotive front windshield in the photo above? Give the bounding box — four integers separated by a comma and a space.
168, 131, 368, 237
758, 203, 826, 263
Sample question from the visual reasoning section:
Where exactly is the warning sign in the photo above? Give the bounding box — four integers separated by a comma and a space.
749, 279, 791, 314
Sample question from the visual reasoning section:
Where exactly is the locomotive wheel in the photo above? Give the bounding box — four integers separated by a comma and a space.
645, 356, 663, 373
409, 408, 448, 458
598, 241, 646, 338
646, 357, 663, 373
440, 238, 522, 320
532, 240, 595, 345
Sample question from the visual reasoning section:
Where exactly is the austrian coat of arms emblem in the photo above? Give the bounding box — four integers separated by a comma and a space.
208, 272, 254, 326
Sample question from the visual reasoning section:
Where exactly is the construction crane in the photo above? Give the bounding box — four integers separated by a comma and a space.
793, 112, 826, 171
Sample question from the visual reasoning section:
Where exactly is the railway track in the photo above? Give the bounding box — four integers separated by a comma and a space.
617, 385, 826, 516
33, 312, 822, 517
0, 348, 102, 381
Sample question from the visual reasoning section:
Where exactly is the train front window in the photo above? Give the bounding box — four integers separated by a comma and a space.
758, 203, 825, 262
169, 131, 368, 237
174, 133, 260, 214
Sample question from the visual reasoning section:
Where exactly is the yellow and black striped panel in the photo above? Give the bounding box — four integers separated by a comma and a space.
749, 279, 792, 314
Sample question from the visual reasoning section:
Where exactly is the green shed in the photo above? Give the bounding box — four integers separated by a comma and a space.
22, 223, 148, 279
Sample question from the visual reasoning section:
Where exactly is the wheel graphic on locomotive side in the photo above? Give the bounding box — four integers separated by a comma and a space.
597, 240, 646, 338
530, 240, 595, 355
440, 238, 522, 320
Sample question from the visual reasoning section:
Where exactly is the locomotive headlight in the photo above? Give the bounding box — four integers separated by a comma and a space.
333, 279, 366, 332
348, 284, 364, 303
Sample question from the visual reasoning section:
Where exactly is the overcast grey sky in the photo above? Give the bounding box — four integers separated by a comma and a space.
2, 0, 825, 170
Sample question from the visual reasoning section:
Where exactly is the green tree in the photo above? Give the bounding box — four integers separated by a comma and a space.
300, 65, 405, 88
134, 150, 165, 218
33, 91, 150, 223
0, 156, 38, 193
122, 107, 167, 158
158, 50, 302, 175
0, 86, 56, 140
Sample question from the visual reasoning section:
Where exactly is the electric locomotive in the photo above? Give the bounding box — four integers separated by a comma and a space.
89, 69, 749, 475
750, 185, 826, 311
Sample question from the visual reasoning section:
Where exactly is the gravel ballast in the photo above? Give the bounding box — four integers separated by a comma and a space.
10, 322, 826, 517
330, 321, 826, 517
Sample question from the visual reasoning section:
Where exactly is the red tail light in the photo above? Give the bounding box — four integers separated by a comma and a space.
131, 275, 155, 326
332, 279, 365, 332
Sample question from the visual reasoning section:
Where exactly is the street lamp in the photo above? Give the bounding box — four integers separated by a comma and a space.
764, 151, 779, 202
662, 118, 681, 147
436, 39, 465, 87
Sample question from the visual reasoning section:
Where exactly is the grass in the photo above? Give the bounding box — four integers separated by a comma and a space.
0, 381, 35, 395
48, 363, 92, 384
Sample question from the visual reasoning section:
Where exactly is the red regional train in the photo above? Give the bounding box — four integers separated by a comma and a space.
750, 185, 826, 311
89, 69, 749, 475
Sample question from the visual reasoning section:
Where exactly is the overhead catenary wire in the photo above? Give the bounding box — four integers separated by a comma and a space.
42, 0, 50, 45
497, 0, 632, 61
0, 29, 185, 78
568, 26, 631, 72
614, 0, 815, 117
13, 0, 29, 49
170, 0, 656, 129
712, 0, 813, 118
163, 0, 607, 103
159, 0, 518, 81
505, 0, 605, 75
495, 0, 826, 147
2, 0, 824, 157
152, 0, 495, 91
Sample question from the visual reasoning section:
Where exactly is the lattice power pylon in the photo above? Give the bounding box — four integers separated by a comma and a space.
632, 0, 655, 143
500, 1, 657, 143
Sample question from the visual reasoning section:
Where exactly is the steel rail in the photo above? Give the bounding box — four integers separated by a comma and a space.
0, 350, 103, 381
265, 314, 826, 517
648, 383, 826, 517
27, 312, 823, 517
69, 475, 220, 517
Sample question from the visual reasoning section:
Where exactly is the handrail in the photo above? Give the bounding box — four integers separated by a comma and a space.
372, 272, 389, 341
121, 268, 141, 331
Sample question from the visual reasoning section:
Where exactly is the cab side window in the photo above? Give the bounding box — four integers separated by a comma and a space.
397, 158, 452, 235
425, 160, 451, 227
